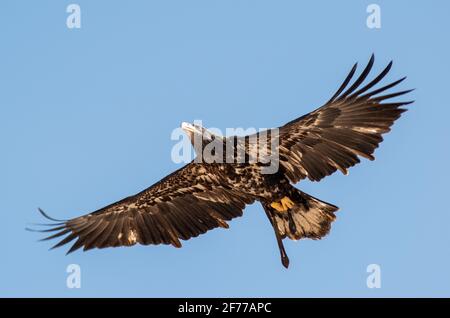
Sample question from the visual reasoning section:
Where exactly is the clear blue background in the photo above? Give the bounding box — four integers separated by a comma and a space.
1, 1, 449, 297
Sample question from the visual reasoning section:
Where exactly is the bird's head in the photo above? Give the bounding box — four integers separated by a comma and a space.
181, 122, 223, 153
181, 122, 215, 142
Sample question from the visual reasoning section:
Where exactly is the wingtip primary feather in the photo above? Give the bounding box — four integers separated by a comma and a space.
38, 208, 66, 222
326, 62, 358, 104
338, 54, 375, 100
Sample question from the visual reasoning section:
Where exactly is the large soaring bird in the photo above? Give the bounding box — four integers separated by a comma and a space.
31, 55, 412, 268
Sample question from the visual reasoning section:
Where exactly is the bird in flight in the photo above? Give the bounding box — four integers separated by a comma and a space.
31, 55, 413, 268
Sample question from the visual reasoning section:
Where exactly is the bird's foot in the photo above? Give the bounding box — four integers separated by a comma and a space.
270, 196, 295, 212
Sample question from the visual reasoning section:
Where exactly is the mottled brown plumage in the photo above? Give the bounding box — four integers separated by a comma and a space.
30, 55, 412, 268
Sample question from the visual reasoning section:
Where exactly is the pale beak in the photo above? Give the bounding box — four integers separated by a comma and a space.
181, 122, 194, 132
181, 122, 203, 135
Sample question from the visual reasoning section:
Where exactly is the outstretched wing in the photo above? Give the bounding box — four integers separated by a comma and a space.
278, 55, 413, 183
32, 163, 255, 253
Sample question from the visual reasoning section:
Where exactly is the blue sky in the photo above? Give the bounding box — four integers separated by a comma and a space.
1, 1, 449, 297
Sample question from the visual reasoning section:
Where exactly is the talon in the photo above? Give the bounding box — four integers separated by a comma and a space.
270, 201, 285, 212
270, 196, 295, 212
281, 197, 295, 209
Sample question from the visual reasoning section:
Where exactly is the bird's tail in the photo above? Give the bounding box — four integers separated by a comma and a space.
265, 188, 339, 241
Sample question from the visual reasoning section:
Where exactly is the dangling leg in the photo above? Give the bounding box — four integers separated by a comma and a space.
263, 207, 290, 268
261, 185, 339, 268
